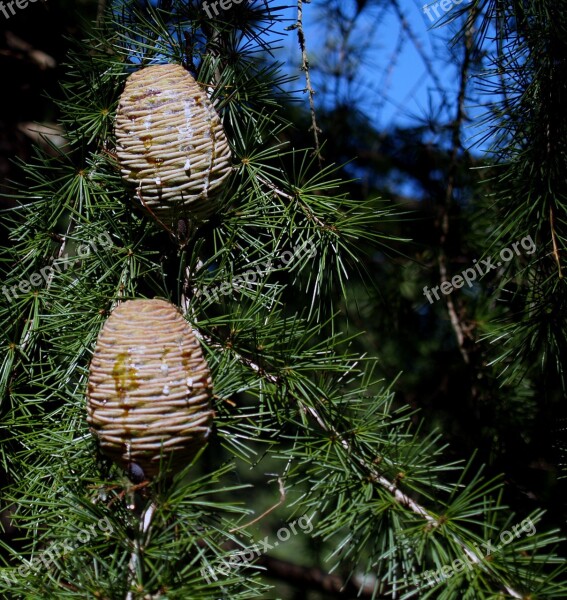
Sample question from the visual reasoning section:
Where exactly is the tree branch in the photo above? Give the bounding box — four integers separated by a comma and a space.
294, 0, 323, 167
437, 6, 476, 365
256, 553, 382, 598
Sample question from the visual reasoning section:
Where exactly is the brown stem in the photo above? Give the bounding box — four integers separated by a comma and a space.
256, 554, 382, 598
437, 7, 476, 365
295, 0, 323, 167
125, 501, 156, 600
229, 478, 286, 533
550, 203, 563, 278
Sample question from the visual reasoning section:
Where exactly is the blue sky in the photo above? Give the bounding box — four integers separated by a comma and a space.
271, 0, 495, 155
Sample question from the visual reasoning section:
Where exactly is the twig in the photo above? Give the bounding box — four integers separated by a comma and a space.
125, 501, 157, 600
256, 553, 383, 598
229, 478, 286, 532
196, 325, 439, 526
437, 7, 476, 365
549, 183, 563, 279
294, 0, 323, 167
96, 0, 106, 24
181, 264, 193, 313
301, 404, 436, 524
20, 218, 76, 351
44, 232, 69, 291
197, 536, 383, 598
439, 254, 470, 364
255, 173, 329, 230
192, 327, 278, 384
198, 324, 437, 525
390, 0, 449, 111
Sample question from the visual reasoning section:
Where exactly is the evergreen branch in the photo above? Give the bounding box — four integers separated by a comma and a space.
254, 171, 329, 230
192, 327, 279, 384
301, 403, 438, 525
299, 402, 530, 599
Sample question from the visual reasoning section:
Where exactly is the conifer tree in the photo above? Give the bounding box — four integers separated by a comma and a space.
297, 0, 567, 540
1, 1, 566, 599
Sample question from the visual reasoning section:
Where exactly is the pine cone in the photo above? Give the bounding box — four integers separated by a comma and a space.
87, 298, 213, 480
115, 64, 232, 233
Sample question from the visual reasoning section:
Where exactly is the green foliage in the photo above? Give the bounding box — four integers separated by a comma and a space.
450, 0, 567, 388
0, 1, 566, 599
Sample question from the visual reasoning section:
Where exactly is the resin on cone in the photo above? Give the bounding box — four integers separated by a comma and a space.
115, 64, 232, 232
87, 298, 213, 479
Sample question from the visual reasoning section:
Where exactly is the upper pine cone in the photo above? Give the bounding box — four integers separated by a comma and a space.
115, 64, 232, 232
